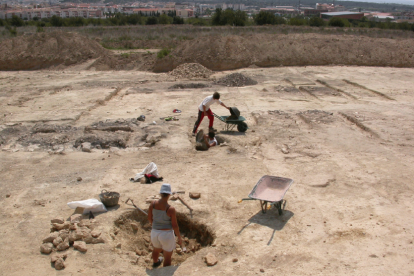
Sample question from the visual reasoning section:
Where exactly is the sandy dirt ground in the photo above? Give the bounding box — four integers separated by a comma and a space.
1, 66, 414, 276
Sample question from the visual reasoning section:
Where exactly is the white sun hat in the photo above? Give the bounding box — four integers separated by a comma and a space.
160, 183, 172, 194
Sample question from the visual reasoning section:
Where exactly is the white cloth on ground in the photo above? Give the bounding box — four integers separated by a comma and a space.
133, 162, 160, 181
67, 199, 107, 214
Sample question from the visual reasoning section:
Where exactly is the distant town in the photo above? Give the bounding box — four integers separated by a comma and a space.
1, 0, 413, 23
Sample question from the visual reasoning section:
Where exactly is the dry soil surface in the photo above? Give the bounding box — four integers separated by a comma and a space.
1, 65, 414, 275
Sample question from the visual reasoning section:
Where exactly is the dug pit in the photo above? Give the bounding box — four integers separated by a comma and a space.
112, 210, 215, 269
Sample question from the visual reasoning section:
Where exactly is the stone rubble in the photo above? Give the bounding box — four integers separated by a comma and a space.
40, 216, 104, 270
169, 63, 213, 79
215, 73, 258, 87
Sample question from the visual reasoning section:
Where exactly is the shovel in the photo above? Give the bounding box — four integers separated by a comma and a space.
125, 198, 148, 216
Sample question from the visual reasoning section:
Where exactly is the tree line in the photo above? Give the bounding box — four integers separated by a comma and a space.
1, 8, 413, 32
254, 10, 414, 31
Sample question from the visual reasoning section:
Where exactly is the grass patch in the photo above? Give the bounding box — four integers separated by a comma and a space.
157, 48, 171, 59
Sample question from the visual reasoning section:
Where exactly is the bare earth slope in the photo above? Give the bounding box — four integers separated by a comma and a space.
1, 32, 414, 72
0, 31, 111, 70
154, 33, 414, 71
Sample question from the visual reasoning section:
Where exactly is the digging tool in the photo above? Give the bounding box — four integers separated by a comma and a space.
176, 196, 193, 218
125, 198, 148, 216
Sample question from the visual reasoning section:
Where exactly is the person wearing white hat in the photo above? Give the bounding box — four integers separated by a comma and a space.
148, 183, 183, 268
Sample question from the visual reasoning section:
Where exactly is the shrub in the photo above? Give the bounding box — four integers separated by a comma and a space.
289, 17, 307, 26
254, 11, 276, 25
50, 15, 63, 27
309, 17, 325, 27
328, 17, 350, 27
146, 16, 158, 25
159, 14, 173, 24
10, 15, 24, 27
212, 8, 247, 26
36, 26, 44, 32
173, 16, 184, 24
157, 48, 171, 59
0, 18, 4, 26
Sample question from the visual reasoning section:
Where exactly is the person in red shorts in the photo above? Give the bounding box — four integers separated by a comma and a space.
192, 92, 230, 136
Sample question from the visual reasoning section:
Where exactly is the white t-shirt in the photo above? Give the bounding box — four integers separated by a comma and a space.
209, 137, 217, 146
199, 95, 222, 112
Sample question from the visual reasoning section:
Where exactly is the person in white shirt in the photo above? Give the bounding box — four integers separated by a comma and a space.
192, 92, 230, 136
204, 131, 217, 148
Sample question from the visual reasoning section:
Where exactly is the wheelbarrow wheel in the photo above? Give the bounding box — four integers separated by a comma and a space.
237, 122, 248, 132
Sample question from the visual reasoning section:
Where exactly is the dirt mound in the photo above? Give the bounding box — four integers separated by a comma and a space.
168, 63, 213, 79
216, 73, 257, 87
0, 32, 111, 70
168, 83, 210, 89
153, 33, 414, 72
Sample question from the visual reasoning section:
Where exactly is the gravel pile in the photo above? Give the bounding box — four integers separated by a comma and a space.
215, 73, 257, 87
169, 83, 210, 89
169, 63, 213, 79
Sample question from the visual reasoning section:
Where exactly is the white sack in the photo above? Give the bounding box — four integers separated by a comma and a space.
67, 198, 107, 214
133, 162, 159, 181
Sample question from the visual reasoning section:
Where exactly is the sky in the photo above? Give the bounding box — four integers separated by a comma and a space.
342, 0, 414, 5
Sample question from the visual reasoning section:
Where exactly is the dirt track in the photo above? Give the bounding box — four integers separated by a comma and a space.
1, 65, 414, 275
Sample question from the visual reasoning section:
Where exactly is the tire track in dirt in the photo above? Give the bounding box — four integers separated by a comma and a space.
316, 79, 358, 100
74, 87, 124, 122
339, 112, 380, 139
342, 79, 395, 101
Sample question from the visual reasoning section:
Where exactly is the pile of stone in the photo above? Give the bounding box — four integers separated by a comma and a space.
215, 73, 258, 87
169, 63, 213, 79
168, 83, 210, 89
40, 216, 105, 270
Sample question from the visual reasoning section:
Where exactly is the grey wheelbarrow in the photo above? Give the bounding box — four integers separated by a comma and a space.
238, 175, 294, 215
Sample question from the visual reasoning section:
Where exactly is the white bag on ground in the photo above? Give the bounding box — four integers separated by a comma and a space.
133, 162, 160, 181
67, 199, 107, 214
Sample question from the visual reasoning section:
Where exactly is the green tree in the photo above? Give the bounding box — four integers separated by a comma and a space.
254, 11, 276, 25
146, 16, 158, 25
0, 18, 4, 26
233, 10, 247, 26
10, 15, 24, 27
158, 14, 172, 24
212, 8, 222, 25
172, 16, 184, 24
309, 16, 325, 27
50, 15, 64, 27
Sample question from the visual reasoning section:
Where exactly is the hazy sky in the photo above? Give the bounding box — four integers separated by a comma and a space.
342, 0, 414, 5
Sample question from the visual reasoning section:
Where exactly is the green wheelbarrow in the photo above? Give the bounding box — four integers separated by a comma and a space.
238, 175, 294, 215
213, 107, 248, 132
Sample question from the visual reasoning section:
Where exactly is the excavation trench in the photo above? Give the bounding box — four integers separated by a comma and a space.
112, 210, 215, 269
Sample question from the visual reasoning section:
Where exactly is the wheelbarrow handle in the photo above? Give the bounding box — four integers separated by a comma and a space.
238, 198, 254, 203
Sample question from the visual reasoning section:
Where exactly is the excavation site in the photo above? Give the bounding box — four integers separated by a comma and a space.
0, 27, 414, 276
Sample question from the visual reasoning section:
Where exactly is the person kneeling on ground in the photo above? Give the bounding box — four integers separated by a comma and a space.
148, 183, 183, 268
204, 131, 217, 148
195, 129, 217, 151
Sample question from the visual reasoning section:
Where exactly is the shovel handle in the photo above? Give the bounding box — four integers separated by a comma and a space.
177, 196, 193, 211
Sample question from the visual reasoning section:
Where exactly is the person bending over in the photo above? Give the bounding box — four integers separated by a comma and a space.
192, 92, 229, 136
148, 183, 183, 268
